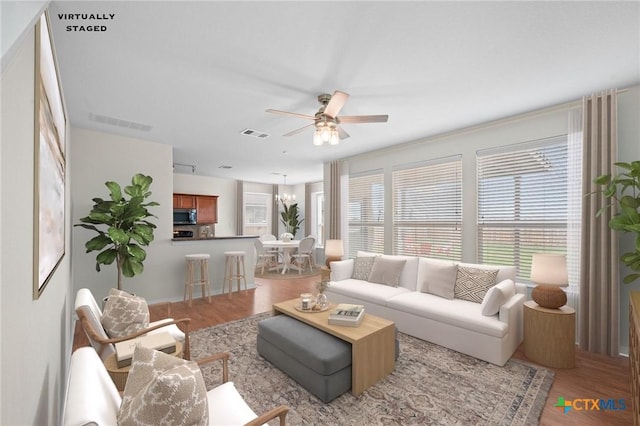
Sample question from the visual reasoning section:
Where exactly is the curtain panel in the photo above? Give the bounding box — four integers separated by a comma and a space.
328, 160, 341, 240
579, 89, 619, 355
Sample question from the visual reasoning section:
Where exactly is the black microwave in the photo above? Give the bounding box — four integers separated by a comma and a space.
173, 209, 197, 225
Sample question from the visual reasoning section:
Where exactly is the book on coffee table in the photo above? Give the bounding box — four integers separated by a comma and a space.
328, 304, 365, 327
114, 332, 177, 367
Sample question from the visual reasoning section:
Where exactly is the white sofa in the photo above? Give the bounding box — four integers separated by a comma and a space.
325, 254, 525, 366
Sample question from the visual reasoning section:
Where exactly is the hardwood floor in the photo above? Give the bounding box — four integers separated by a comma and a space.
73, 275, 632, 425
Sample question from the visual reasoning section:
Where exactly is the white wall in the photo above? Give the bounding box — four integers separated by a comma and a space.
1, 24, 73, 425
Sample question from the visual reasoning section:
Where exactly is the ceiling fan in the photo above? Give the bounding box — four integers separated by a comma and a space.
266, 90, 389, 146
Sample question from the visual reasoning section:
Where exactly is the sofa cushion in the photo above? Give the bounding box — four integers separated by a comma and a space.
368, 257, 407, 287
327, 279, 411, 304
101, 288, 150, 338
386, 292, 508, 338
420, 258, 458, 299
118, 346, 208, 426
352, 256, 376, 280
481, 279, 516, 316
457, 261, 516, 283
454, 266, 498, 303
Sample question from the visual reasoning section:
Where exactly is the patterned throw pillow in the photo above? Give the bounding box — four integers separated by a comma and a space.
101, 288, 150, 338
352, 256, 377, 280
454, 266, 499, 303
118, 346, 208, 426
368, 257, 407, 287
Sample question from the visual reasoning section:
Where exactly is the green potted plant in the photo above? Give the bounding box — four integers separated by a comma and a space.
280, 201, 303, 238
595, 161, 640, 284
75, 173, 159, 290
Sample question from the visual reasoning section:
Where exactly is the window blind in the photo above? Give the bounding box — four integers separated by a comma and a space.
477, 136, 568, 281
348, 171, 384, 258
244, 191, 272, 236
392, 156, 462, 260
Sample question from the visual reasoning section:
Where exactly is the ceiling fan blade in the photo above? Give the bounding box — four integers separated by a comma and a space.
323, 91, 350, 118
283, 123, 315, 137
338, 114, 389, 124
266, 109, 315, 120
337, 126, 350, 140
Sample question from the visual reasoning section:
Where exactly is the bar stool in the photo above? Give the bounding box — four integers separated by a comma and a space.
223, 251, 247, 297
184, 254, 211, 307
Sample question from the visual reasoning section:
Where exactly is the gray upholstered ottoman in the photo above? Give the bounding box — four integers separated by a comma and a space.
257, 315, 352, 403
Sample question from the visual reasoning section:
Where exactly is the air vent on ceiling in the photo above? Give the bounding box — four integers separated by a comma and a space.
218, 165, 232, 169
89, 113, 152, 132
240, 128, 270, 139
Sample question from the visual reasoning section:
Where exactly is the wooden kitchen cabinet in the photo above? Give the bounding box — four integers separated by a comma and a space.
196, 195, 218, 224
173, 194, 196, 209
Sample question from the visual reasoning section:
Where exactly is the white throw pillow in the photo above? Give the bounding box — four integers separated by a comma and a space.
368, 257, 407, 287
481, 279, 516, 316
101, 288, 150, 338
118, 346, 208, 426
352, 256, 377, 280
421, 260, 458, 299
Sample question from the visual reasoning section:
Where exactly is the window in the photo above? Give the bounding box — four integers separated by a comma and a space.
477, 136, 568, 281
392, 155, 462, 260
348, 171, 384, 258
244, 192, 272, 236
313, 192, 324, 245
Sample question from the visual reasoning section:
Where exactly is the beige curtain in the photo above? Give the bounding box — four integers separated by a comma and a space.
327, 161, 341, 240
236, 180, 244, 235
271, 184, 279, 236
305, 182, 312, 236
579, 89, 619, 355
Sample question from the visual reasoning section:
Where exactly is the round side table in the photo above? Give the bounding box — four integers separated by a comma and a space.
523, 301, 575, 368
104, 341, 183, 391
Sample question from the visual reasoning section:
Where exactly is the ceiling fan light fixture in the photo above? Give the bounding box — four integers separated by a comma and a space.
329, 129, 340, 145
313, 129, 323, 146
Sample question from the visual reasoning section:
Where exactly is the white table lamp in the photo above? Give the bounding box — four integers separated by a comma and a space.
530, 253, 569, 309
324, 239, 344, 268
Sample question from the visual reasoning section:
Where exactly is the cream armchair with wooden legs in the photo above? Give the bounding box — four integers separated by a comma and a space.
63, 347, 289, 426
74, 287, 192, 361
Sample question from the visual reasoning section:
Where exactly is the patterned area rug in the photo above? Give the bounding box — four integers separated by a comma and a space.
191, 313, 554, 425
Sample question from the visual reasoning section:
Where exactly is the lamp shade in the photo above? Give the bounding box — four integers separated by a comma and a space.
530, 253, 568, 287
324, 239, 344, 268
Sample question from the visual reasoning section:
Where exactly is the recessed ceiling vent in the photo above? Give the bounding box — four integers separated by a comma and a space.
90, 113, 152, 132
218, 165, 232, 169
240, 128, 270, 139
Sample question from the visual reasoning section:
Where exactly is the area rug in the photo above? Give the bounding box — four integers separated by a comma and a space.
191, 313, 554, 425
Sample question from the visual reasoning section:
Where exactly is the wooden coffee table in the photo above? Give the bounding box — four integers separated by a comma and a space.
272, 299, 395, 395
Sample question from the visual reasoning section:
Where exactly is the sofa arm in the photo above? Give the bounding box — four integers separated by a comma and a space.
499, 293, 525, 345
330, 259, 354, 281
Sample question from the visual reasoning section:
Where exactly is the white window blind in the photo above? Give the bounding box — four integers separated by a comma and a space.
392, 156, 462, 260
243, 192, 272, 236
348, 171, 384, 258
477, 136, 568, 281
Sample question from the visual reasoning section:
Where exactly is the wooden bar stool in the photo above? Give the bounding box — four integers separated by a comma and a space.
223, 251, 247, 297
184, 254, 211, 307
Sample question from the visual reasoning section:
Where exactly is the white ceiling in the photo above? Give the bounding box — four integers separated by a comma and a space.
48, 1, 640, 185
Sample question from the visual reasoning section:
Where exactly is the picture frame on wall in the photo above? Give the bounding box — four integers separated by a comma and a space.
34, 10, 66, 299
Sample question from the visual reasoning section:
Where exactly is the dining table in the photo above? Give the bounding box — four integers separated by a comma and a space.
261, 240, 300, 274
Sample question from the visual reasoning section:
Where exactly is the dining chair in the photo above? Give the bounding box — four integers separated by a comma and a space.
254, 238, 279, 274
291, 236, 316, 275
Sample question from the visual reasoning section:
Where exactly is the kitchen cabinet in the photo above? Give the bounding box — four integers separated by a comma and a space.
196, 195, 218, 224
173, 194, 196, 209
173, 193, 218, 224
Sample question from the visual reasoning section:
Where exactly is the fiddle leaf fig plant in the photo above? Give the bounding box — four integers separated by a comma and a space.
280, 201, 303, 237
595, 161, 640, 284
75, 173, 159, 290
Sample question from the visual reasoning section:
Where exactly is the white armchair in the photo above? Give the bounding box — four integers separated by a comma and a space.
63, 347, 289, 426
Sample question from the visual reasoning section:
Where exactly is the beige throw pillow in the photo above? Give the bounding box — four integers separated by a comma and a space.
118, 346, 208, 426
352, 256, 377, 280
101, 288, 150, 338
454, 266, 499, 303
368, 257, 407, 287
421, 261, 458, 299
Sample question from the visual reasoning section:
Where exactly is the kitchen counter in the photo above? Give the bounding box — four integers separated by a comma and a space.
171, 235, 257, 242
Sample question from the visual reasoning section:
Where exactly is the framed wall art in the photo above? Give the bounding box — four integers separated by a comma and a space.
34, 10, 66, 299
